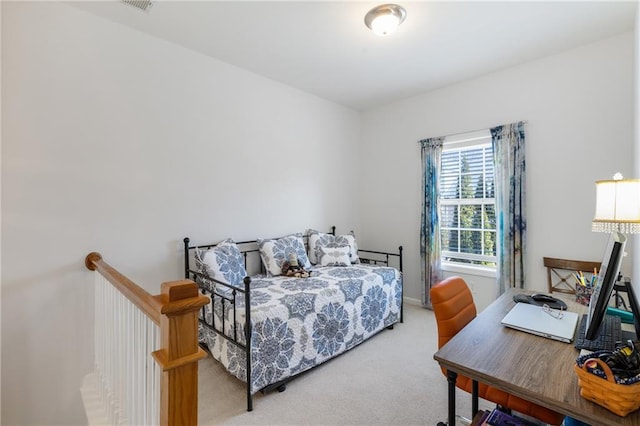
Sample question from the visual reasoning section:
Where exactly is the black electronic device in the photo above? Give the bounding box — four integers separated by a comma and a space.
513, 293, 567, 311
585, 231, 626, 340
575, 314, 621, 352
532, 293, 559, 304
575, 277, 640, 351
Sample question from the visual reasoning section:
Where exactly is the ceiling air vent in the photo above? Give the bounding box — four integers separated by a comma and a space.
121, 0, 153, 12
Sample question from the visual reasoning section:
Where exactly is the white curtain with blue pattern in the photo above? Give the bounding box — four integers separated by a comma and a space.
491, 121, 527, 294
420, 137, 444, 308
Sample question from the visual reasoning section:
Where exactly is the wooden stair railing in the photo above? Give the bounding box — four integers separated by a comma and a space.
85, 252, 209, 426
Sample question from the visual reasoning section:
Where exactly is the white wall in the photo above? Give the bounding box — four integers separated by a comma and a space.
360, 33, 634, 312
1, 2, 360, 424
2, 2, 637, 424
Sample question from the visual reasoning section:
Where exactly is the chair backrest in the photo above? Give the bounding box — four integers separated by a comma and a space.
543, 257, 601, 294
430, 276, 477, 349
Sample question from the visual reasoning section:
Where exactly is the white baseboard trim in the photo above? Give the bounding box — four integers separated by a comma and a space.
403, 296, 422, 307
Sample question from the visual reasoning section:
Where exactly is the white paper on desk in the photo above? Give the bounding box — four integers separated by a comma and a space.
501, 302, 580, 343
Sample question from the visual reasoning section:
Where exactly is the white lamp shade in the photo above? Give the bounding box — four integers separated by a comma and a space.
593, 178, 640, 233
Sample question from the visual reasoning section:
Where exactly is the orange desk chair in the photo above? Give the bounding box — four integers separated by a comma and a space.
430, 276, 564, 425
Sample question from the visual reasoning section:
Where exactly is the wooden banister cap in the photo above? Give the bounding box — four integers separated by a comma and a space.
161, 280, 199, 300
85, 252, 103, 271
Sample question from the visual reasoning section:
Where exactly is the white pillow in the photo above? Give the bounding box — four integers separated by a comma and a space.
308, 229, 359, 265
257, 233, 311, 276
196, 239, 247, 286
307, 230, 322, 264
318, 245, 351, 267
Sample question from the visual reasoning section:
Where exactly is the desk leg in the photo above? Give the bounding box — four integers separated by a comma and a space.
446, 369, 457, 426
472, 380, 478, 416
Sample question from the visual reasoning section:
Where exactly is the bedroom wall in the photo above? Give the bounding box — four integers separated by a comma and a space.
2, 2, 637, 424
359, 33, 634, 312
1, 2, 360, 424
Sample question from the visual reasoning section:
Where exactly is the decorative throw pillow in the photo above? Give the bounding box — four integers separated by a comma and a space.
194, 247, 207, 274
308, 229, 359, 265
318, 244, 351, 267
307, 230, 324, 264
257, 233, 311, 276
193, 246, 215, 292
196, 239, 247, 286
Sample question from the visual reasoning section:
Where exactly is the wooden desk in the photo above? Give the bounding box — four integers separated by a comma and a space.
433, 289, 640, 426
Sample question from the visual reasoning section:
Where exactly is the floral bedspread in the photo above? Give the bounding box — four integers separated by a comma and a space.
198, 264, 402, 394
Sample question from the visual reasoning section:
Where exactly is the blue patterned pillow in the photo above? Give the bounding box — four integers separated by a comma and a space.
308, 229, 359, 265
196, 239, 247, 286
257, 233, 311, 276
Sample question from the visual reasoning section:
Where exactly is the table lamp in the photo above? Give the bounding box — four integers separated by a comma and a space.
592, 173, 640, 310
592, 173, 640, 234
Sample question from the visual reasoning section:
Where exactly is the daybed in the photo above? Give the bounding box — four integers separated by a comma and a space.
183, 227, 403, 411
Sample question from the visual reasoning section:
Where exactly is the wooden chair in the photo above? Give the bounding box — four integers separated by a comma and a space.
543, 257, 601, 294
430, 276, 565, 425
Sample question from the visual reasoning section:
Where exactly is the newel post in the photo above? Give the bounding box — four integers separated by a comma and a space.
152, 280, 209, 426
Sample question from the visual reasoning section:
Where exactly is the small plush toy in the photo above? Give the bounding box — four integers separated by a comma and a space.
281, 252, 310, 278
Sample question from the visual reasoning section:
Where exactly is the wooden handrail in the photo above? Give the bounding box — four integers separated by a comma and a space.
85, 252, 164, 324
85, 252, 210, 426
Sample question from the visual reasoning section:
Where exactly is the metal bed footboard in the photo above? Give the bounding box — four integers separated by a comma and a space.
358, 246, 404, 322
185, 268, 253, 411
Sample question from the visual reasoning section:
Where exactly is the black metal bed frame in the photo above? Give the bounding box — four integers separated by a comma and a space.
183, 226, 403, 412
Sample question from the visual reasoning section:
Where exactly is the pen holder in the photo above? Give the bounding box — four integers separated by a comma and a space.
575, 285, 593, 306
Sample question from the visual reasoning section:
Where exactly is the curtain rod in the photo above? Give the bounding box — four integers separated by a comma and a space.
416, 120, 528, 143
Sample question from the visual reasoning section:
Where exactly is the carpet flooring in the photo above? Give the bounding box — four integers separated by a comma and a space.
197, 303, 493, 425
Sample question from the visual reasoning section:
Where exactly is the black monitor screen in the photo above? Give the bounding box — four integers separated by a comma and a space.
585, 231, 626, 340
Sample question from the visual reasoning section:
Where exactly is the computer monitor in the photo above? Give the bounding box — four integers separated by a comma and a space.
585, 231, 626, 340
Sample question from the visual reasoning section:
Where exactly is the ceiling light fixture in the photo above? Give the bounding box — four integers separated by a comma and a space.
364, 4, 407, 36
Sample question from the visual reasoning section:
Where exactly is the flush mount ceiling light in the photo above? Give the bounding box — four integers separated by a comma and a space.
364, 4, 407, 36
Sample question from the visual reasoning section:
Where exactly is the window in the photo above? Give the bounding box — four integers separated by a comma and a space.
440, 132, 496, 268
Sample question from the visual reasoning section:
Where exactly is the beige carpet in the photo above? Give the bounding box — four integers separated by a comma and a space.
197, 303, 493, 425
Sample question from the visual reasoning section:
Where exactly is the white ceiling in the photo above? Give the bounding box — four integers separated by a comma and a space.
69, 1, 638, 111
